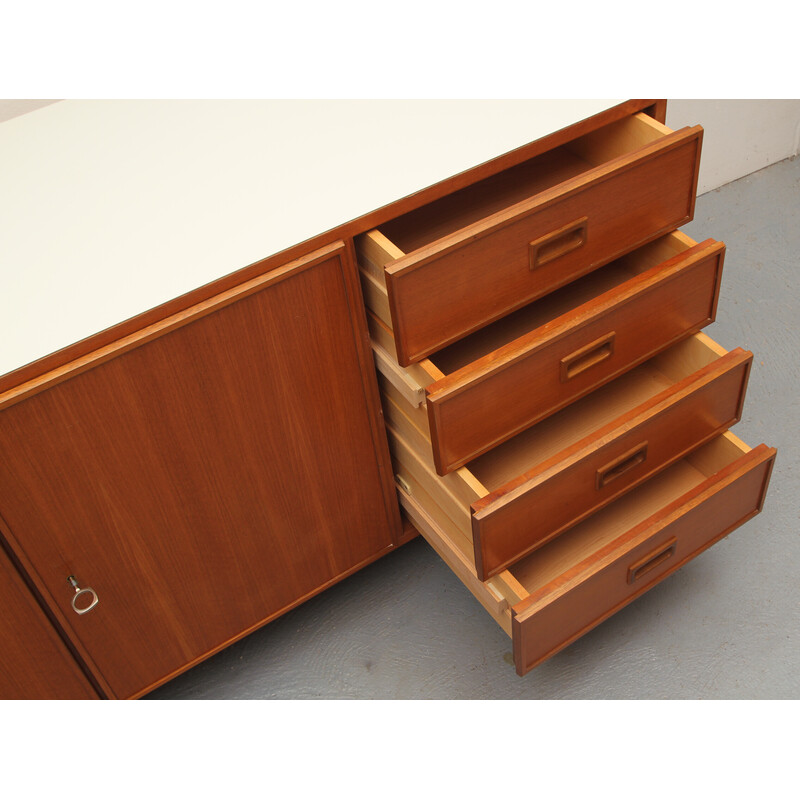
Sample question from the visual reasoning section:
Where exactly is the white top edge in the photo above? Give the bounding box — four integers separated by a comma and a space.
0, 99, 620, 378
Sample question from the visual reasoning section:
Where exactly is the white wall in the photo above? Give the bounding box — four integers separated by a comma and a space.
667, 99, 800, 193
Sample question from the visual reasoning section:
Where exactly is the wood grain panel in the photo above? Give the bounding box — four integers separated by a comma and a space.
0, 243, 400, 699
472, 349, 753, 579
0, 541, 98, 699
511, 442, 776, 675
426, 239, 724, 474
385, 126, 703, 365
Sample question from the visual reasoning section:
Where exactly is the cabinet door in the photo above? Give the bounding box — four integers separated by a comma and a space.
0, 545, 98, 699
0, 242, 399, 699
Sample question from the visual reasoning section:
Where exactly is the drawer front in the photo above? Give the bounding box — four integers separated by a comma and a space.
427, 239, 725, 475
472, 349, 753, 579
387, 126, 703, 365
511, 444, 776, 676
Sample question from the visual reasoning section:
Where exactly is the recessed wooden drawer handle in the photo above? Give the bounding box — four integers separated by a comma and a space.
560, 331, 615, 382
67, 575, 99, 615
627, 537, 677, 585
596, 442, 649, 490
529, 216, 588, 270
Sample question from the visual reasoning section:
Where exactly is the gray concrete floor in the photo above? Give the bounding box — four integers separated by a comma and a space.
148, 156, 799, 700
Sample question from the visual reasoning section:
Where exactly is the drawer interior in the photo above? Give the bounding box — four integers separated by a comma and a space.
466, 332, 726, 492
363, 230, 700, 389
376, 113, 672, 256
382, 332, 731, 559
506, 431, 752, 598
427, 231, 693, 378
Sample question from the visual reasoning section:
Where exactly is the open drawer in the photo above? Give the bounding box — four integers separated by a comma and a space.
357, 111, 703, 365
382, 333, 754, 580
399, 431, 775, 676
366, 231, 726, 475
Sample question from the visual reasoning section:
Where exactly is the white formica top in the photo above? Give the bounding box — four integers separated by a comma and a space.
0, 100, 620, 378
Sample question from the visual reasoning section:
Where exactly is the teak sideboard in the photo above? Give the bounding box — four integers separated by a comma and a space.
0, 100, 775, 698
